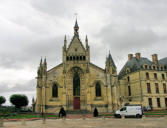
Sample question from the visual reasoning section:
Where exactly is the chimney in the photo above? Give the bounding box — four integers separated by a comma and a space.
135, 53, 141, 60
128, 54, 133, 61
152, 54, 158, 64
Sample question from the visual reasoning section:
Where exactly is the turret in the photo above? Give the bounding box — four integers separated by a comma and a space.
85, 35, 90, 63
37, 57, 47, 78
43, 57, 47, 76
105, 51, 117, 74
85, 35, 88, 49
37, 58, 43, 77
64, 35, 67, 50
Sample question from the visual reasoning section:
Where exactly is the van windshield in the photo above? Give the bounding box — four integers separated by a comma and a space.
120, 107, 126, 111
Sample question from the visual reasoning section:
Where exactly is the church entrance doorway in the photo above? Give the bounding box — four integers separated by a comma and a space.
73, 97, 80, 109
73, 72, 80, 110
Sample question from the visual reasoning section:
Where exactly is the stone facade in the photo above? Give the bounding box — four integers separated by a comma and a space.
35, 21, 167, 114
35, 20, 119, 113
119, 53, 167, 110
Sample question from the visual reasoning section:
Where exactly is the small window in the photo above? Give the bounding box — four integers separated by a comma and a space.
153, 66, 156, 70
126, 68, 130, 73
162, 74, 165, 80
128, 86, 131, 96
73, 56, 76, 60
164, 66, 167, 70
76, 56, 79, 60
80, 56, 82, 60
145, 65, 148, 69
160, 67, 163, 70
147, 83, 151, 93
146, 72, 149, 79
155, 83, 159, 93
154, 73, 157, 79
66, 56, 69, 61
165, 98, 167, 107
148, 98, 152, 108
75, 48, 77, 51
70, 56, 72, 60
157, 98, 161, 107
83, 56, 86, 60
163, 83, 167, 93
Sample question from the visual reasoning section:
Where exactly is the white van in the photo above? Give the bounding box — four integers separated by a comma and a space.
115, 105, 143, 118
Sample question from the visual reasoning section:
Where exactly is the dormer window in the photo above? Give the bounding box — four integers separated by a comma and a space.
152, 65, 156, 70
126, 68, 130, 73
144, 64, 148, 69
160, 66, 163, 70
83, 56, 86, 60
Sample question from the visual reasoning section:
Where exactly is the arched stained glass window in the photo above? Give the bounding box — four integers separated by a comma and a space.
52, 84, 58, 97
96, 82, 101, 97
73, 72, 80, 96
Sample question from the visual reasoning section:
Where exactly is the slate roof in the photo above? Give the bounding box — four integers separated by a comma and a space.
159, 57, 167, 66
118, 57, 153, 79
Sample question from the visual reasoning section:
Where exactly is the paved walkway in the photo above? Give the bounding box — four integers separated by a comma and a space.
1, 117, 167, 128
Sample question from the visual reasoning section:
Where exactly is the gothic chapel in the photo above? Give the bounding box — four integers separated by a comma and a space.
35, 20, 119, 113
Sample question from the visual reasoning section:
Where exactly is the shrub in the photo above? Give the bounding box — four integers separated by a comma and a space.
10, 94, 29, 109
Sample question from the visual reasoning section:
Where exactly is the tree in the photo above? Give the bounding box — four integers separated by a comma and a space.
10, 94, 29, 109
0, 96, 6, 106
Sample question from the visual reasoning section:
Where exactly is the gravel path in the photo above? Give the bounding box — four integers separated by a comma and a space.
1, 117, 167, 128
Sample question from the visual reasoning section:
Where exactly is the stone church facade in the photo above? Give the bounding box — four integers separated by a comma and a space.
35, 20, 167, 114
35, 20, 119, 113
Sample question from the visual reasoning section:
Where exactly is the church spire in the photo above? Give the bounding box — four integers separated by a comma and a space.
74, 19, 79, 36
40, 57, 42, 67
64, 35, 67, 49
85, 35, 88, 48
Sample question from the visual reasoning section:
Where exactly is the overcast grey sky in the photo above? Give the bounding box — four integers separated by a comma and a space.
0, 0, 167, 105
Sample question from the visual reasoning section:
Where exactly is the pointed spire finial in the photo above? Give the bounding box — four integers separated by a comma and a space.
64, 35, 67, 49
74, 19, 79, 28
74, 19, 79, 36
86, 35, 88, 42
40, 57, 42, 66
44, 57, 47, 66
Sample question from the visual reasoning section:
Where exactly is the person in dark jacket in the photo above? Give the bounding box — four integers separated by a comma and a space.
93, 107, 98, 117
59, 107, 66, 118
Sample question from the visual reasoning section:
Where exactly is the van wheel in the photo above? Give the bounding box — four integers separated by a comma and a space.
118, 114, 121, 118
136, 114, 140, 118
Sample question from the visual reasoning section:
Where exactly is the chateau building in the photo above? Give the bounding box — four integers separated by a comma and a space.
35, 20, 167, 113
119, 53, 167, 110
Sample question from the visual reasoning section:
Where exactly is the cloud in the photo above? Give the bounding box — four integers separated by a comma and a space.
0, 79, 36, 93
0, 0, 167, 105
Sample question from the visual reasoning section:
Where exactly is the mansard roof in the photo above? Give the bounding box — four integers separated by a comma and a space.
159, 57, 167, 66
118, 57, 152, 79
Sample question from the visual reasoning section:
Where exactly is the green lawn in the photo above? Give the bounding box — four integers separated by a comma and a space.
144, 110, 167, 114
2, 114, 59, 119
